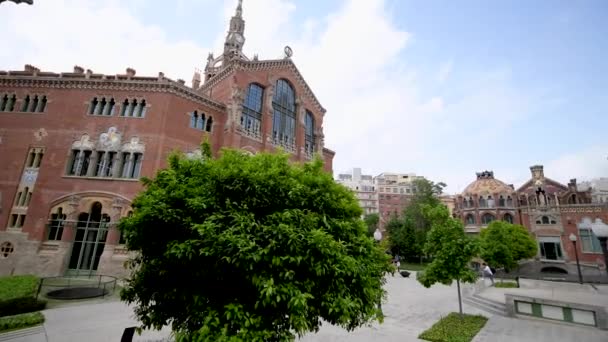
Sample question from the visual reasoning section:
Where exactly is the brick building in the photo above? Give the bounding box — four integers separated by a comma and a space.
0, 1, 335, 278
454, 166, 608, 275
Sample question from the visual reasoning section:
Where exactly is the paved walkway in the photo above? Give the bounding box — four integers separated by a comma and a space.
1, 274, 606, 341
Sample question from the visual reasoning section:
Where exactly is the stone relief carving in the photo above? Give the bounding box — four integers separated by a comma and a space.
21, 170, 38, 185
34, 128, 48, 141
72, 134, 94, 150
122, 137, 145, 153
98, 127, 122, 150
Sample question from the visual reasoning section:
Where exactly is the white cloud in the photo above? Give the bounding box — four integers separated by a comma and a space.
2, 0, 599, 195
0, 0, 208, 83
545, 145, 608, 184
437, 61, 453, 84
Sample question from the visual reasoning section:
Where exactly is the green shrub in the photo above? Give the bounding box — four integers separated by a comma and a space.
494, 281, 518, 288
0, 275, 46, 317
0, 312, 45, 333
419, 313, 488, 342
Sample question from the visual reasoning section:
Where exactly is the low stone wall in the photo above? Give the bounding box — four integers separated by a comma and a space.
505, 293, 608, 329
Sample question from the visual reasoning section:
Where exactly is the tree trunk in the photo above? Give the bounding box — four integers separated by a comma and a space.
457, 279, 463, 319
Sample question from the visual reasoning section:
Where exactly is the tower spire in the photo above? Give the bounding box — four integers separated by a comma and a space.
235, 0, 243, 17
223, 0, 246, 58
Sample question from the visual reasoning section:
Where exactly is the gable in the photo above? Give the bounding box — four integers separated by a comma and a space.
200, 58, 326, 114
516, 177, 568, 193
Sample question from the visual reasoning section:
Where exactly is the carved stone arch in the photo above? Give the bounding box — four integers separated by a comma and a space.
241, 146, 257, 155
49, 191, 132, 218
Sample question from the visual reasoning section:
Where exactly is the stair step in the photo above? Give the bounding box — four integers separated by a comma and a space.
0, 325, 45, 342
463, 297, 506, 317
472, 294, 507, 310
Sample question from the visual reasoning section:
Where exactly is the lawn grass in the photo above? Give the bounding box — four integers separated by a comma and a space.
0, 275, 46, 317
399, 262, 428, 271
419, 312, 488, 342
494, 281, 518, 288
0, 312, 45, 333
0, 275, 39, 302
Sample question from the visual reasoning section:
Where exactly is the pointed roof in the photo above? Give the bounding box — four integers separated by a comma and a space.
201, 57, 326, 114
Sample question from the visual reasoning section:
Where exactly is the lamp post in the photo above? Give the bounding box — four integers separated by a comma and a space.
569, 233, 583, 284
373, 229, 383, 315
590, 219, 608, 276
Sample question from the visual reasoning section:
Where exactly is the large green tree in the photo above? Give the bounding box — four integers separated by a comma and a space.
387, 178, 446, 261
386, 216, 419, 260
119, 145, 392, 341
479, 221, 538, 273
363, 213, 379, 237
417, 205, 479, 318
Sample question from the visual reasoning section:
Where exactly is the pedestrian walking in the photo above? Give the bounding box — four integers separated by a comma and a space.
482, 262, 494, 285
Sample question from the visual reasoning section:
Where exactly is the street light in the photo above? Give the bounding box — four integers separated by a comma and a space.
590, 218, 608, 276
373, 228, 383, 315
373, 228, 382, 242
569, 233, 583, 284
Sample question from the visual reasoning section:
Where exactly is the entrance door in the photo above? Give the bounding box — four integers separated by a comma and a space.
67, 202, 109, 277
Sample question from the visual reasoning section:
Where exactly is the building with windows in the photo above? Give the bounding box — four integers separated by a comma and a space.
336, 168, 378, 217
454, 166, 608, 275
0, 1, 334, 277
374, 172, 423, 228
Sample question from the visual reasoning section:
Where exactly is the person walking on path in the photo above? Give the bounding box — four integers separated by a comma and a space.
482, 262, 494, 285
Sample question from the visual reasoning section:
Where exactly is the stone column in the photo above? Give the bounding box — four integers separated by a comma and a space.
111, 152, 122, 178
61, 197, 81, 243
86, 151, 99, 176
97, 200, 124, 276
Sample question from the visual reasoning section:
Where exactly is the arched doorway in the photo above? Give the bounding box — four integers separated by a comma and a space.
67, 202, 109, 276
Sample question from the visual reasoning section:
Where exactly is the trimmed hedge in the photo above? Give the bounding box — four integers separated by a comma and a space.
419, 313, 487, 342
0, 275, 46, 317
494, 281, 518, 288
0, 312, 45, 333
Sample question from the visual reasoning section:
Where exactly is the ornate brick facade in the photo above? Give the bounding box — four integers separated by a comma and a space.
454, 166, 608, 274
0, 3, 335, 278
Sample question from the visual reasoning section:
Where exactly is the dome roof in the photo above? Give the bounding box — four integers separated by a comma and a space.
462, 171, 514, 196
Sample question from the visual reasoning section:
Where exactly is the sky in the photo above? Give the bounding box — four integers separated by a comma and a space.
1, 0, 607, 193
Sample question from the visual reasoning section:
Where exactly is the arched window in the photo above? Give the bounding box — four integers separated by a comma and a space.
482, 213, 495, 225
21, 95, 30, 112
198, 113, 206, 130
206, 117, 213, 132
48, 207, 66, 241
503, 213, 513, 224
190, 111, 198, 128
272, 79, 296, 149
468, 197, 474, 208
478, 196, 486, 208
541, 216, 549, 224
305, 110, 315, 156
465, 214, 475, 225
242, 83, 264, 136
498, 196, 505, 207
506, 196, 513, 207
487, 196, 494, 208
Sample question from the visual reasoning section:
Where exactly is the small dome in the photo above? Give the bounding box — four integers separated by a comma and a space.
462, 171, 513, 196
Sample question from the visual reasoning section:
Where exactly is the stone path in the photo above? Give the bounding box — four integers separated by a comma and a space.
1, 274, 606, 341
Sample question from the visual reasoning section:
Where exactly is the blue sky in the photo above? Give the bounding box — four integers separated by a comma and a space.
2, 0, 607, 192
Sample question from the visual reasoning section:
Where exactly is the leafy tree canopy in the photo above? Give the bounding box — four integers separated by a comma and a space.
479, 221, 538, 272
416, 205, 479, 317
417, 205, 479, 288
386, 178, 446, 261
120, 144, 392, 341
385, 217, 419, 260
363, 213, 379, 237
